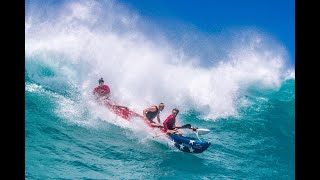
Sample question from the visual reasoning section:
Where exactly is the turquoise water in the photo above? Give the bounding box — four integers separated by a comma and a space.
26, 1, 295, 178
26, 70, 294, 179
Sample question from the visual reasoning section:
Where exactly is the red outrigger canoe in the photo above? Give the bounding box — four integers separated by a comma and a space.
101, 100, 211, 153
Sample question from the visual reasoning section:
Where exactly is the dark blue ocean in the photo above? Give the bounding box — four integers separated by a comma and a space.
26, 1, 295, 179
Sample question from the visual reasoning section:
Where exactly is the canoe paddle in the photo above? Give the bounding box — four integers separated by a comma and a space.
194, 128, 210, 135
176, 124, 210, 134
152, 124, 210, 138
176, 124, 192, 129
168, 124, 211, 134
152, 124, 190, 138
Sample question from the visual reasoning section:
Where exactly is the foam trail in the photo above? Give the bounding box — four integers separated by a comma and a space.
26, 0, 293, 120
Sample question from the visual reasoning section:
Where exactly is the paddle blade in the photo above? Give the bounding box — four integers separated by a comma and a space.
179, 124, 191, 129
196, 128, 210, 135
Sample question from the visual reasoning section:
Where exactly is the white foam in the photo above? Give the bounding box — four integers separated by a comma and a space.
26, 0, 293, 121
25, 83, 43, 93
285, 69, 295, 80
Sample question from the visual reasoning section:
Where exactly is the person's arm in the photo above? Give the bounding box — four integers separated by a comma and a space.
105, 85, 111, 99
105, 92, 110, 99
166, 128, 181, 135
142, 107, 149, 120
167, 129, 182, 135
163, 119, 168, 131
142, 108, 147, 120
175, 121, 181, 128
156, 114, 161, 123
166, 129, 176, 134
103, 98, 114, 106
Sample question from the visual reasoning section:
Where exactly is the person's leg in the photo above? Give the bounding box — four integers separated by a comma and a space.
173, 130, 182, 136
166, 129, 181, 135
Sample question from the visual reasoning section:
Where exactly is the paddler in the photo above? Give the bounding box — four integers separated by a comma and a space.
143, 103, 165, 127
163, 108, 196, 135
93, 78, 128, 110
163, 108, 183, 135
93, 78, 111, 99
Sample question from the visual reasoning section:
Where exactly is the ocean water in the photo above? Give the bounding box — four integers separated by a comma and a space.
26, 1, 295, 179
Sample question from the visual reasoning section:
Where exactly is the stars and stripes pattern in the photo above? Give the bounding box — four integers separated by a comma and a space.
167, 133, 211, 153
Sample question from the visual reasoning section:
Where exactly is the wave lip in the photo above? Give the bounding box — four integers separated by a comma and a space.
25, 0, 294, 120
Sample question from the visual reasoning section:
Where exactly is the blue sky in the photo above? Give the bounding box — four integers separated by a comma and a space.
26, 0, 295, 65
117, 0, 295, 64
